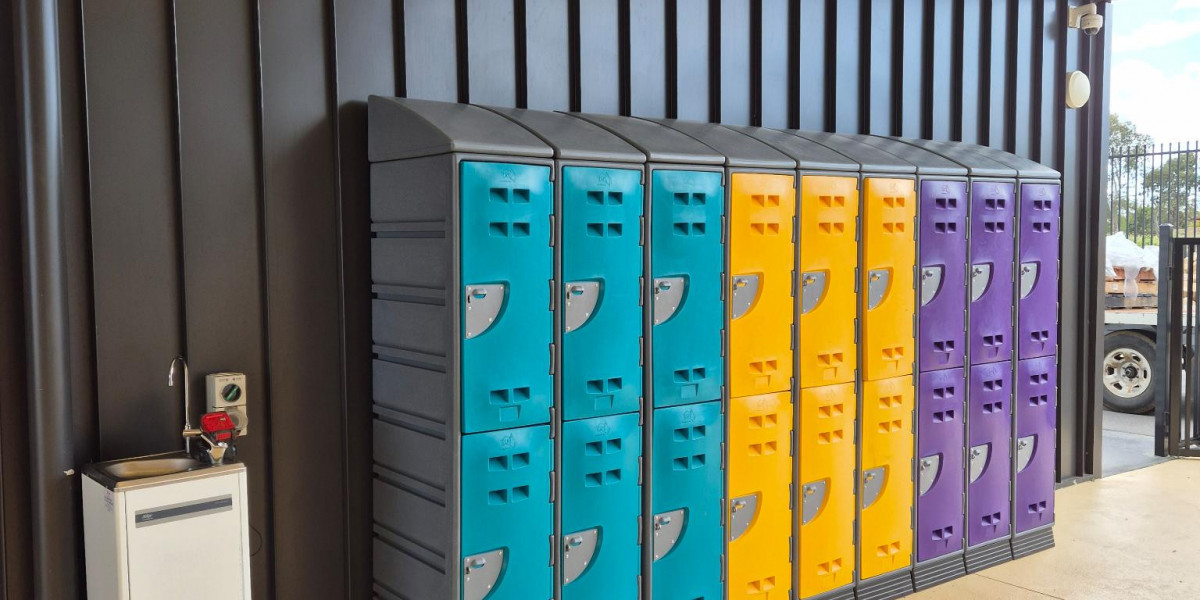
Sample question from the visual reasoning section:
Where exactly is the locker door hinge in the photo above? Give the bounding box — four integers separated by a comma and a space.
549, 343, 556, 375
549, 279, 556, 310
637, 576, 643, 600
720, 271, 727, 301
791, 269, 797, 299
854, 267, 861, 293
640, 216, 646, 246
549, 534, 556, 566
721, 329, 727, 357
639, 397, 645, 426
722, 215, 728, 245
639, 276, 644, 307
791, 323, 797, 351
550, 407, 557, 439
550, 471, 556, 502
789, 483, 795, 510
637, 515, 643, 545
720, 442, 726, 470
855, 216, 861, 242
854, 319, 860, 344
638, 456, 644, 485
852, 519, 858, 539
549, 214, 556, 247
789, 536, 795, 562
720, 554, 727, 582
639, 337, 645, 366
720, 497, 727, 525
793, 216, 798, 244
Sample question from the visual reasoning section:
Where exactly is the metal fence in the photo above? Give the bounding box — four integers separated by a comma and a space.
1155, 225, 1200, 457
1109, 143, 1200, 247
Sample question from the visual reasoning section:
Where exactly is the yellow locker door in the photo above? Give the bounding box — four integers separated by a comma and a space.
728, 392, 793, 599
796, 383, 856, 598
860, 376, 915, 580
730, 173, 796, 398
861, 178, 916, 381
798, 175, 859, 389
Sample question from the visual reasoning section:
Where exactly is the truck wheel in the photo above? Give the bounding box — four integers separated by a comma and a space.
1103, 331, 1156, 414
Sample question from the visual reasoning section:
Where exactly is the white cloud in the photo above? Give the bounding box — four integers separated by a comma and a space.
1111, 58, 1200, 142
1113, 18, 1200, 52
1175, 0, 1200, 11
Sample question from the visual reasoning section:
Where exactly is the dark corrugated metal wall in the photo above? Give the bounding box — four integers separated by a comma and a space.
0, 0, 1109, 598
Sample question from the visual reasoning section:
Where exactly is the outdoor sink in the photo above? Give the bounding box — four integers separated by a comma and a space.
89, 453, 205, 485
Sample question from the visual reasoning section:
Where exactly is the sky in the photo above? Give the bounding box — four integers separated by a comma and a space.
1110, 0, 1200, 143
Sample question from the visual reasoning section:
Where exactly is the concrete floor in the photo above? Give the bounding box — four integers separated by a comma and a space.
1101, 409, 1169, 476
911, 458, 1200, 599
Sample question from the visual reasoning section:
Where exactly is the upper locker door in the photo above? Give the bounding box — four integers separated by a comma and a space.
562, 166, 645, 421
798, 176, 859, 388
651, 170, 726, 408
729, 174, 796, 398
969, 182, 1015, 365
1018, 184, 1061, 360
461, 162, 555, 433
859, 376, 915, 580
862, 178, 917, 381
918, 181, 968, 372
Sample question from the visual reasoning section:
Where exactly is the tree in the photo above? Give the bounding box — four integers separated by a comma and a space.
1107, 115, 1156, 241
1143, 153, 1200, 236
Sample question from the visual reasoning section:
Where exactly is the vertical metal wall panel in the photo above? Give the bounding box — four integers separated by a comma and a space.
719, 0, 752, 125
560, 166, 643, 421
959, 0, 984, 145
1037, 1, 1059, 163
174, 3, 273, 596
404, 0, 459, 102
81, 0, 185, 458
796, 0, 828, 131
858, 375, 915, 579
866, 0, 894, 136
968, 182, 1015, 365
259, 0, 346, 596
1018, 183, 1060, 359
1015, 356, 1056, 533
651, 401, 724, 600
966, 361, 1012, 548
832, 0, 861, 133
561, 413, 643, 598
467, 0, 517, 106
728, 392, 793, 599
797, 175, 859, 388
986, 0, 1009, 148
526, 0, 571, 110
861, 178, 916, 381
630, 0, 667, 117
797, 383, 857, 599
1010, 0, 1033, 157
1056, 0, 1082, 479
760, 0, 790, 128
578, 0, 621, 114
916, 368, 965, 563
929, 1, 954, 141
918, 180, 968, 371
899, 0, 924, 138
675, 0, 710, 121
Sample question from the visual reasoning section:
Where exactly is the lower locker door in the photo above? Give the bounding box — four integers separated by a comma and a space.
728, 392, 793, 599
729, 173, 795, 397
967, 362, 1013, 547
916, 369, 966, 563
561, 166, 645, 420
797, 383, 856, 598
461, 426, 553, 600
797, 176, 859, 388
651, 170, 726, 409
561, 413, 642, 598
859, 376, 915, 580
652, 402, 724, 600
1015, 356, 1057, 533
861, 178, 916, 381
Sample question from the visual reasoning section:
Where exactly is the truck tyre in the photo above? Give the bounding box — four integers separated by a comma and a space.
1103, 331, 1156, 414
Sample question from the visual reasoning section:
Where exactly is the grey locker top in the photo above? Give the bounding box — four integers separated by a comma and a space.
890, 137, 1016, 178
791, 131, 916, 175
728, 125, 859, 173
566, 113, 725, 166
959, 143, 1061, 179
485, 106, 645, 164
368, 96, 552, 162
853, 135, 967, 177
649, 119, 795, 170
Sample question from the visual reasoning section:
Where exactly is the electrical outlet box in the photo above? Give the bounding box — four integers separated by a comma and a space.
206, 373, 248, 436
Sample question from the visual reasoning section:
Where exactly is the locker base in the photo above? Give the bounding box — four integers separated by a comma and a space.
804, 584, 856, 600
855, 569, 914, 600
1011, 525, 1056, 559
912, 553, 966, 591
964, 538, 1013, 573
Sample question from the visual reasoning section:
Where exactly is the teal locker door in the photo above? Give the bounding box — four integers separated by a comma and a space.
652, 401, 724, 600
561, 413, 643, 598
651, 170, 726, 408
460, 161, 554, 433
562, 166, 645, 420
461, 425, 553, 600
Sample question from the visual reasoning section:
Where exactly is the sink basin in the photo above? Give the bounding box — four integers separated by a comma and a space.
96, 456, 204, 481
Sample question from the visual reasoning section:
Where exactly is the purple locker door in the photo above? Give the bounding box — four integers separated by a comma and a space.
1015, 356, 1057, 533
919, 181, 968, 371
969, 182, 1015, 365
1018, 184, 1061, 360
917, 368, 966, 562
967, 361, 1012, 547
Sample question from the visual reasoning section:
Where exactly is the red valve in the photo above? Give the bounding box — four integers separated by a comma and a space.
201, 411, 236, 436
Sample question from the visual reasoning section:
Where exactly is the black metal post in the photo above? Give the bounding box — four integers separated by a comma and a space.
13, 0, 79, 597
1155, 224, 1173, 456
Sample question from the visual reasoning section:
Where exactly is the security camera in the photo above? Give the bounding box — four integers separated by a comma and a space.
1069, 3, 1104, 36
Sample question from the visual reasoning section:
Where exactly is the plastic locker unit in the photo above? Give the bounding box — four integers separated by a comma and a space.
652, 120, 798, 600
795, 132, 917, 600
368, 97, 556, 600
565, 113, 729, 600
484, 107, 650, 598
733, 125, 861, 600
856, 136, 970, 590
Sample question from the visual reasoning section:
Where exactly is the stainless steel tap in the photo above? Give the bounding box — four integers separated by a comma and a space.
168, 356, 199, 454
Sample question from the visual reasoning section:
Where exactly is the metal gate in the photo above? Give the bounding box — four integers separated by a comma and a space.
1155, 224, 1200, 456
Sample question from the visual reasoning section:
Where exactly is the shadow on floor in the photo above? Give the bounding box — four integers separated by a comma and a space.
1101, 409, 1168, 477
